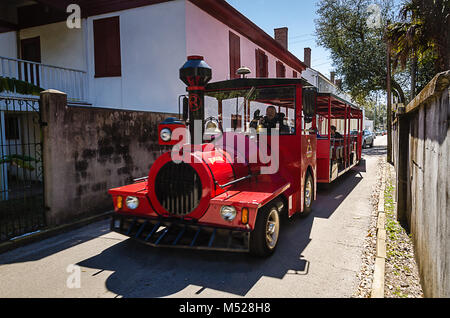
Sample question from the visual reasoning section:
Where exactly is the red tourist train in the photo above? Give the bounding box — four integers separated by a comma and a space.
108, 56, 363, 257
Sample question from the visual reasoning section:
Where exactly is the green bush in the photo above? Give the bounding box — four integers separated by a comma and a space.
0, 76, 44, 96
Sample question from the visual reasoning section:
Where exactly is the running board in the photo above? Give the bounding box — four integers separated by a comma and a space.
111, 215, 250, 253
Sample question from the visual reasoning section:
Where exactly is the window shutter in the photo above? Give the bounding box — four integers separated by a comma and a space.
263, 53, 268, 77
255, 49, 261, 77
255, 49, 268, 78
93, 16, 121, 77
276, 61, 286, 78
229, 31, 240, 79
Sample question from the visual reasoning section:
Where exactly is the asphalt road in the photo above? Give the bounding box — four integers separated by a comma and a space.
0, 136, 387, 298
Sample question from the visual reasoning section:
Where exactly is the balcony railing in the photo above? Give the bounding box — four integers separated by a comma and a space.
0, 56, 88, 103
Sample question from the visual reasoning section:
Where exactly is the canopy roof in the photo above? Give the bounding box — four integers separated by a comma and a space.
316, 92, 362, 118
205, 78, 313, 108
205, 77, 311, 91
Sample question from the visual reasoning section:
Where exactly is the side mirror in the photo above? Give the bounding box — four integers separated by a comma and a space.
302, 87, 316, 122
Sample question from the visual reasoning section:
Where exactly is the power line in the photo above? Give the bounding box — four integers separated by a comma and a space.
311, 57, 330, 63
290, 38, 316, 45
289, 33, 313, 39
312, 61, 332, 67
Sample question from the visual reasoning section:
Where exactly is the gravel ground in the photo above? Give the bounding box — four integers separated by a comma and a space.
352, 157, 423, 298
383, 164, 423, 298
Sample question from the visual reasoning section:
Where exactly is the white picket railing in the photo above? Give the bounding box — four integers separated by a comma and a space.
0, 56, 88, 102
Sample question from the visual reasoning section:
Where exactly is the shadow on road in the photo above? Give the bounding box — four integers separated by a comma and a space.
77, 168, 364, 297
0, 221, 111, 265
0, 151, 371, 297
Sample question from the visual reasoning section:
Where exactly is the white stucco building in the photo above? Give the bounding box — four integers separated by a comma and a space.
0, 0, 313, 200
0, 0, 308, 113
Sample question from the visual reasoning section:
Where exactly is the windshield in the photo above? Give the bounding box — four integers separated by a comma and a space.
204, 86, 296, 135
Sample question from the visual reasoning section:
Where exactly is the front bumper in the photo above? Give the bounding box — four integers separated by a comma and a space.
111, 214, 250, 253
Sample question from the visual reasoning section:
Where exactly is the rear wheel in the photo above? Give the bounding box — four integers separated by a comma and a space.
300, 172, 314, 218
249, 203, 280, 257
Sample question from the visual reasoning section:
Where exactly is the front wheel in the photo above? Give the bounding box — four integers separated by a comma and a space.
249, 204, 281, 257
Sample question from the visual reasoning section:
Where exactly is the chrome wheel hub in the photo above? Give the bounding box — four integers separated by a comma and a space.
305, 178, 312, 208
265, 208, 280, 249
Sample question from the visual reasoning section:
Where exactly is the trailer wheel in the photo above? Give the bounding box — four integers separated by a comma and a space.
249, 203, 280, 257
300, 172, 314, 218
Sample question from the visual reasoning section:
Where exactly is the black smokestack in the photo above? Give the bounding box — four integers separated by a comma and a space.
179, 56, 212, 144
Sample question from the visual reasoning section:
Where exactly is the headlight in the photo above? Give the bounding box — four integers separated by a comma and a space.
160, 128, 172, 142
220, 205, 237, 221
125, 196, 139, 210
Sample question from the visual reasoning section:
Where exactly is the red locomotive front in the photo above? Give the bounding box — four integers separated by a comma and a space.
108, 56, 318, 257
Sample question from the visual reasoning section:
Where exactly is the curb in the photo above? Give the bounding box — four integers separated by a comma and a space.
0, 211, 113, 255
371, 163, 387, 298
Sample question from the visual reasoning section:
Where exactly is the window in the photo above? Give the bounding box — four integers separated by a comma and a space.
255, 49, 268, 78
293, 70, 297, 78
276, 61, 286, 78
20, 36, 41, 85
93, 16, 121, 77
229, 31, 241, 79
21, 36, 41, 63
5, 116, 20, 140
205, 86, 296, 135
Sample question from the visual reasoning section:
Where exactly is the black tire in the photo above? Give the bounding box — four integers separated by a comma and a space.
370, 140, 374, 147
362, 141, 366, 148
299, 172, 314, 218
249, 203, 281, 257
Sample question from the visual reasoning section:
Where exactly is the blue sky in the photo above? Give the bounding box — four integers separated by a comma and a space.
225, 0, 334, 77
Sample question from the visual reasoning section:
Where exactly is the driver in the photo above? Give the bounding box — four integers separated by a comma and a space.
261, 105, 278, 129
249, 106, 287, 132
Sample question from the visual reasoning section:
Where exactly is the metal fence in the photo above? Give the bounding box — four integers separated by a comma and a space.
0, 96, 45, 242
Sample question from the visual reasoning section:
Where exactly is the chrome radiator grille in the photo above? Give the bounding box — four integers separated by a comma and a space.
154, 161, 202, 216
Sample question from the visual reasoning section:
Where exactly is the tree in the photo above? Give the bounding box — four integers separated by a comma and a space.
387, 0, 450, 75
315, 0, 407, 104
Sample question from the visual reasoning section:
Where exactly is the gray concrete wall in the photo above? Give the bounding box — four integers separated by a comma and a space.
392, 71, 450, 297
40, 89, 174, 226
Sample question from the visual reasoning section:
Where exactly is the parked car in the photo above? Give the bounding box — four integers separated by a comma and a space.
362, 129, 374, 148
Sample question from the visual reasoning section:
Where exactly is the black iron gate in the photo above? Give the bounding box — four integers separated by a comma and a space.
0, 96, 45, 242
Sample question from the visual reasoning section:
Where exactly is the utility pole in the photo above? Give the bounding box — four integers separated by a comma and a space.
386, 20, 392, 164
374, 92, 378, 131
411, 54, 417, 101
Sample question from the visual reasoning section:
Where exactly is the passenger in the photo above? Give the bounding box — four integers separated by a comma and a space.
276, 112, 290, 134
330, 125, 343, 139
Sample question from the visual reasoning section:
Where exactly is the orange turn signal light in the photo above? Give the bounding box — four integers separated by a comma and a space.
241, 207, 249, 224
116, 196, 123, 210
